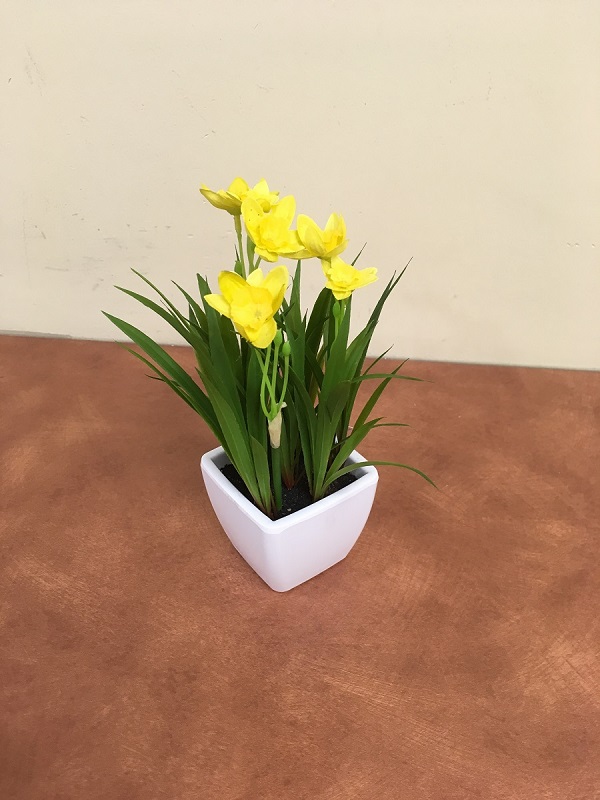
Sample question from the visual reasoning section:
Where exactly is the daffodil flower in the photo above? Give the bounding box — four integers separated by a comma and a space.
322, 256, 378, 300
204, 265, 289, 348
200, 178, 279, 215
242, 195, 309, 262
297, 213, 347, 259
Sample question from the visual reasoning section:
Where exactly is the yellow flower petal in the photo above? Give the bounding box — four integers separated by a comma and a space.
207, 266, 286, 349
323, 256, 377, 299
246, 268, 265, 287
325, 212, 344, 237
254, 245, 279, 262
324, 281, 352, 301
200, 182, 244, 214
297, 215, 326, 257
218, 270, 248, 304
355, 267, 378, 288
228, 177, 249, 197
241, 196, 263, 237
199, 186, 232, 211
243, 179, 280, 212
262, 265, 289, 313
247, 317, 278, 349
270, 195, 295, 225
230, 286, 272, 329
204, 293, 231, 317
297, 212, 347, 258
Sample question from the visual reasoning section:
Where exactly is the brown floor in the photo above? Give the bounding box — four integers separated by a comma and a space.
1, 334, 599, 800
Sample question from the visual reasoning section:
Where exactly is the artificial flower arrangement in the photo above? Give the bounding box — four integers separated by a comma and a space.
104, 178, 432, 531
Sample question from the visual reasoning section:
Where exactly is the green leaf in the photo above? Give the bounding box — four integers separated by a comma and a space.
313, 379, 352, 496
246, 349, 268, 450
287, 368, 316, 490
324, 417, 384, 485
319, 295, 351, 401
172, 281, 208, 333
351, 372, 424, 383
130, 269, 190, 328
363, 348, 395, 374
306, 287, 332, 353
353, 363, 407, 433
122, 345, 223, 436
250, 436, 273, 516
201, 295, 246, 429
202, 375, 262, 503
103, 313, 208, 408
115, 286, 193, 342
351, 242, 367, 266
325, 460, 436, 490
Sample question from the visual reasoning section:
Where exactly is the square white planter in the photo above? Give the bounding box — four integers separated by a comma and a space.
200, 446, 379, 592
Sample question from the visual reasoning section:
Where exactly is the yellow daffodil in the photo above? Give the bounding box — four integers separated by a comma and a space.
242, 195, 309, 262
322, 256, 378, 300
204, 265, 289, 348
297, 212, 347, 259
200, 178, 279, 215
245, 179, 280, 212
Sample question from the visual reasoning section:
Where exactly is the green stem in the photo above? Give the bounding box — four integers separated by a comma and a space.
256, 346, 272, 420
270, 338, 280, 409
277, 354, 290, 413
234, 215, 246, 278
246, 235, 256, 273
329, 298, 348, 346
271, 444, 282, 512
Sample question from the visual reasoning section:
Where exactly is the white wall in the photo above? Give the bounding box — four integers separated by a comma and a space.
1, 0, 599, 369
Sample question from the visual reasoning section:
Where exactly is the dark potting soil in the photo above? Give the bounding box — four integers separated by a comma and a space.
220, 464, 359, 520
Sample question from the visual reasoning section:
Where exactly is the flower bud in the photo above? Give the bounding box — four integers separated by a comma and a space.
273, 329, 283, 347
268, 403, 287, 448
281, 341, 291, 357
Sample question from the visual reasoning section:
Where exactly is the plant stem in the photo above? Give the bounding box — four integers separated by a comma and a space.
246, 235, 256, 273
270, 337, 280, 408
256, 346, 272, 420
278, 354, 290, 413
271, 444, 282, 512
234, 215, 246, 278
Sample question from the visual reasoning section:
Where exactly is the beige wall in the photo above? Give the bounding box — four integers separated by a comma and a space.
2, 1, 599, 369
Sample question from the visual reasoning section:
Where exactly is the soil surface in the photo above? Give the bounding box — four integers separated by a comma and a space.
220, 464, 358, 520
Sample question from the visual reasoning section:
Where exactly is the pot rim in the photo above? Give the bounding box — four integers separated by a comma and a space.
201, 445, 378, 533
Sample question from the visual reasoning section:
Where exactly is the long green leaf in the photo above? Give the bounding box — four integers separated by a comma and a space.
201, 296, 246, 429
120, 345, 223, 438
364, 348, 395, 374
103, 313, 209, 408
250, 436, 273, 516
324, 460, 436, 490
319, 296, 351, 401
287, 368, 316, 490
351, 372, 424, 383
172, 281, 208, 333
115, 286, 193, 342
353, 363, 406, 432
202, 375, 262, 503
130, 269, 190, 329
324, 418, 383, 488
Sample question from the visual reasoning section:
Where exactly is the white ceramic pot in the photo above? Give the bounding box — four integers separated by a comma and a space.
200, 446, 379, 592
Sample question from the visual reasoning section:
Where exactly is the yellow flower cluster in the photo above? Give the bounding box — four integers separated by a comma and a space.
200, 177, 379, 344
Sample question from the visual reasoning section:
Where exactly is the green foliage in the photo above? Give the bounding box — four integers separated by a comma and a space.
104, 257, 433, 518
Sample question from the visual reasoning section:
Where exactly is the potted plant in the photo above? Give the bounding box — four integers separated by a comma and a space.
104, 177, 433, 591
